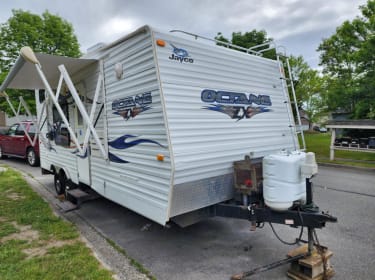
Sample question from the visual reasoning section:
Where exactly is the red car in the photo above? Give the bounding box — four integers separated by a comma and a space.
0, 121, 40, 166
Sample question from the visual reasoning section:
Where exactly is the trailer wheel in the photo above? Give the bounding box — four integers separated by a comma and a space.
54, 171, 67, 195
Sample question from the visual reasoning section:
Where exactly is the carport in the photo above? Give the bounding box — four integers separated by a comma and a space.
326, 120, 375, 160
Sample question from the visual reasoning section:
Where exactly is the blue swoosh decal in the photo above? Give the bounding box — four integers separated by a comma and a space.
108, 134, 165, 164
108, 152, 129, 163
108, 134, 165, 149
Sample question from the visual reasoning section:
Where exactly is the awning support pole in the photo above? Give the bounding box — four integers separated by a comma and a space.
330, 128, 336, 160
19, 96, 50, 148
0, 91, 34, 147
81, 72, 103, 156
33, 63, 84, 155
58, 64, 107, 160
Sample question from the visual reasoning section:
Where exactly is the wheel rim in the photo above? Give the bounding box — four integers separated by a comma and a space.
28, 150, 35, 165
0, 146, 2, 157
55, 178, 62, 193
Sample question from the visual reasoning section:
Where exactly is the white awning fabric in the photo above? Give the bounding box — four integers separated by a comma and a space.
0, 53, 98, 91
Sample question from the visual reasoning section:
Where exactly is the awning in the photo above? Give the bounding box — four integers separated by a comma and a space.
0, 53, 98, 92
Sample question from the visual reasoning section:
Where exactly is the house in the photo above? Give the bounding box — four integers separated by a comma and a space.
298, 109, 310, 131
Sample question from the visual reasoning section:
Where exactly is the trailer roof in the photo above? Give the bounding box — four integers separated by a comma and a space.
0, 53, 97, 92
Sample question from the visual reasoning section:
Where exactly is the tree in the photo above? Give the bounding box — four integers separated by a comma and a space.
318, 0, 375, 119
288, 55, 328, 129
0, 10, 81, 115
215, 29, 276, 59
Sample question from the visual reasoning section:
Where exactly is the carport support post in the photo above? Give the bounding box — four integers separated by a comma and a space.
330, 128, 336, 160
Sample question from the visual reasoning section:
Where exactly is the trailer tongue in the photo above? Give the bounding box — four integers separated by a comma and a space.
171, 150, 337, 279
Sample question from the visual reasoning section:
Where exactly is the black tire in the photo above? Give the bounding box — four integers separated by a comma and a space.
0, 145, 7, 159
27, 147, 39, 167
54, 171, 67, 195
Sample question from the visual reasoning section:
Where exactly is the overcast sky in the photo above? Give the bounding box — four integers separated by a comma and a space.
0, 0, 367, 68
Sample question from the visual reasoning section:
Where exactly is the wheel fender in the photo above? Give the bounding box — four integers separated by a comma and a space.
50, 165, 71, 181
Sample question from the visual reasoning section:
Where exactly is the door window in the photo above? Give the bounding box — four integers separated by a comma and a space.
15, 124, 26, 136
53, 99, 71, 147
7, 124, 18, 136
28, 124, 36, 137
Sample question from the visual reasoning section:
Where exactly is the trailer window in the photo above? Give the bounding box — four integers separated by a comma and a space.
52, 101, 70, 147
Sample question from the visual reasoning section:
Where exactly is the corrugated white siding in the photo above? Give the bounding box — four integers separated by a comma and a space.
89, 28, 172, 225
40, 144, 79, 183
154, 30, 297, 216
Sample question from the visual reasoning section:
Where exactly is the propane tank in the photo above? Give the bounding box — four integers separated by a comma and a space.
262, 151, 307, 211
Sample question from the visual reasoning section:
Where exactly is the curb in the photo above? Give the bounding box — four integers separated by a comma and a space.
318, 162, 375, 172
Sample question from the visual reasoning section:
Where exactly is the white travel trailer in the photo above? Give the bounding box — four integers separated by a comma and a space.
0, 25, 305, 226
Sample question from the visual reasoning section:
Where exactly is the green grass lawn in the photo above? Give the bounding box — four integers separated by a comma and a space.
0, 167, 113, 280
301, 132, 375, 168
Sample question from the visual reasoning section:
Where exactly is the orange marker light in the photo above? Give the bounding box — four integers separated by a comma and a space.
156, 154, 165, 161
156, 39, 166, 47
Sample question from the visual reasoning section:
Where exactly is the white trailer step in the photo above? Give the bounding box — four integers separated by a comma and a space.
66, 188, 100, 206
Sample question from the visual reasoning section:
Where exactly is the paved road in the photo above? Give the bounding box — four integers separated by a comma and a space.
2, 158, 375, 280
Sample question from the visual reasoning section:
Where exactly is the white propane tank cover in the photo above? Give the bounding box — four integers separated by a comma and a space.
301, 152, 318, 178
263, 151, 307, 211
263, 151, 306, 183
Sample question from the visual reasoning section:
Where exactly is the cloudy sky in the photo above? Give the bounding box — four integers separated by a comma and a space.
0, 0, 367, 68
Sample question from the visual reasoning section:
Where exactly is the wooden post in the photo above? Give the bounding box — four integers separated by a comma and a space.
330, 129, 336, 160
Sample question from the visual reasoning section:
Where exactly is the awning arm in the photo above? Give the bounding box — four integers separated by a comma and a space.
19, 96, 50, 148
0, 91, 34, 146
19, 97, 38, 146
34, 91, 48, 135
81, 71, 103, 156
58, 65, 107, 159
21, 47, 84, 155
